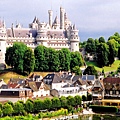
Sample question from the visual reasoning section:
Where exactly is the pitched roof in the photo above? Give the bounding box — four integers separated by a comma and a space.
103, 77, 120, 84
28, 82, 38, 92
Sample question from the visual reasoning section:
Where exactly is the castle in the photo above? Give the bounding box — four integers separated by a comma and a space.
0, 7, 80, 64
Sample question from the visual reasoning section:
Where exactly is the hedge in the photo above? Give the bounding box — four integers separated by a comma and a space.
89, 105, 118, 113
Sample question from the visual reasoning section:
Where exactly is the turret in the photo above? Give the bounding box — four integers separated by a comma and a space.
52, 16, 60, 29
70, 24, 79, 52
36, 22, 48, 46
0, 20, 7, 64
60, 7, 65, 29
48, 10, 53, 28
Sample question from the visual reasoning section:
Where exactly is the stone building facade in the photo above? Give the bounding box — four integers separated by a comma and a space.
0, 6, 80, 64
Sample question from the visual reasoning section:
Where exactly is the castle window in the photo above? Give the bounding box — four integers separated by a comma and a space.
76, 44, 77, 46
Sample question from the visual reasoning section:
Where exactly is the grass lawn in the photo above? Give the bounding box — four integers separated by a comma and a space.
86, 60, 120, 72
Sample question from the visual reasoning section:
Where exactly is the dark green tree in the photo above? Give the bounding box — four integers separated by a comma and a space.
13, 101, 24, 115
67, 96, 75, 106
23, 47, 35, 75
43, 98, 52, 110
2, 103, 13, 116
74, 95, 82, 106
82, 95, 87, 101
117, 66, 120, 73
34, 45, 45, 71
83, 65, 98, 77
59, 48, 71, 71
70, 51, 83, 70
59, 96, 68, 108
5, 47, 14, 67
107, 39, 118, 66
51, 97, 61, 110
96, 43, 109, 67
71, 66, 82, 75
98, 36, 105, 43
48, 48, 60, 72
11, 42, 27, 73
25, 100, 33, 113
85, 38, 96, 53
33, 99, 43, 113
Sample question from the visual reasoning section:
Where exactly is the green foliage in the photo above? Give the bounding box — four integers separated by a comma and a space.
0, 109, 3, 117
74, 95, 82, 106
33, 99, 43, 113
71, 66, 82, 75
87, 94, 92, 101
43, 98, 52, 110
98, 36, 105, 43
83, 65, 98, 77
13, 101, 24, 115
67, 96, 75, 106
96, 43, 109, 67
2, 103, 13, 116
82, 95, 87, 101
23, 47, 35, 75
85, 38, 96, 53
89, 105, 118, 113
59, 96, 67, 108
25, 100, 33, 113
51, 97, 61, 109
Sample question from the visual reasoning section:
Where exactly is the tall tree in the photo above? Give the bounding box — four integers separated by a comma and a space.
96, 43, 109, 67
107, 39, 118, 66
51, 97, 61, 109
70, 51, 83, 70
59, 96, 67, 108
85, 38, 96, 53
34, 45, 45, 71
71, 66, 82, 75
23, 47, 35, 75
11, 42, 27, 73
59, 48, 71, 71
25, 100, 33, 113
98, 36, 105, 43
43, 98, 52, 110
48, 48, 60, 72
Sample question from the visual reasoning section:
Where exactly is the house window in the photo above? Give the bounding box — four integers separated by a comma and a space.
110, 91, 112, 95
116, 91, 119, 95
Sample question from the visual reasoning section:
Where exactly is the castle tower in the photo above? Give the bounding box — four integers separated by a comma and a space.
52, 16, 60, 29
0, 20, 7, 64
48, 10, 53, 28
70, 24, 79, 52
60, 6, 65, 29
36, 22, 48, 46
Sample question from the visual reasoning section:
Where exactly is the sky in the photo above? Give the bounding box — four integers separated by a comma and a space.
0, 0, 120, 41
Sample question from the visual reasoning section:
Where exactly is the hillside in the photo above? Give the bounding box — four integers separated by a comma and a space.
0, 71, 50, 83
86, 60, 120, 72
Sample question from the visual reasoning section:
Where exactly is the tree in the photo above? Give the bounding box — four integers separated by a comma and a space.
43, 98, 52, 110
117, 66, 120, 73
83, 65, 98, 77
59, 96, 68, 108
5, 47, 14, 67
82, 95, 87, 101
70, 51, 83, 70
34, 45, 45, 71
2, 103, 13, 116
98, 37, 105, 43
74, 95, 82, 106
33, 99, 43, 113
13, 101, 24, 115
23, 47, 35, 75
85, 38, 96, 53
71, 66, 82, 75
9, 42, 27, 73
107, 39, 118, 66
96, 43, 109, 67
87, 94, 92, 101
67, 96, 75, 106
25, 100, 33, 113
51, 97, 61, 110
58, 48, 71, 71
48, 48, 60, 72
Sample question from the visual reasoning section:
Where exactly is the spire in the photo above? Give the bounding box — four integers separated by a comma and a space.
73, 24, 76, 30
64, 12, 68, 20
53, 16, 59, 24
33, 16, 37, 23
